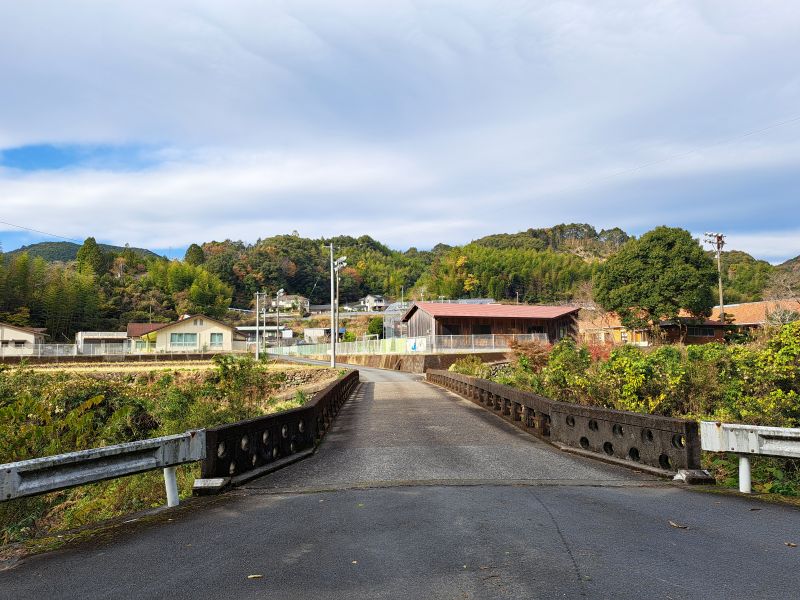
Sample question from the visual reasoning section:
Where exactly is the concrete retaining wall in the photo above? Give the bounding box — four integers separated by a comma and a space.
0, 353, 230, 365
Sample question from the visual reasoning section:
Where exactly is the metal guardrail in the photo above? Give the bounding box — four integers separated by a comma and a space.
0, 431, 205, 507
428, 370, 701, 473
200, 370, 359, 482
701, 421, 800, 493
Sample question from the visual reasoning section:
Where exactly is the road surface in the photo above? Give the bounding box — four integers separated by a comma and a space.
2, 365, 798, 599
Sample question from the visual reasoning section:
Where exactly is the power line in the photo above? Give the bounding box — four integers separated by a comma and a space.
0, 219, 83, 244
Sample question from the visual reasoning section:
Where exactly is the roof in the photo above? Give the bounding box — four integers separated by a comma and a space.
578, 308, 723, 331
139, 315, 246, 340
401, 302, 579, 322
717, 299, 800, 325
0, 321, 48, 337
126, 323, 165, 338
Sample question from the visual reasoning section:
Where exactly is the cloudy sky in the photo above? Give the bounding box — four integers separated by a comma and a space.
1, 1, 799, 261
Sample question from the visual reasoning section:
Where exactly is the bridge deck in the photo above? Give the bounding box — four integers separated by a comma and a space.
2, 366, 799, 599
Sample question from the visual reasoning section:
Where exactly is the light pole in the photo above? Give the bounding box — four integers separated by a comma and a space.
333, 254, 347, 364
704, 232, 726, 323
254, 291, 261, 360
275, 288, 285, 349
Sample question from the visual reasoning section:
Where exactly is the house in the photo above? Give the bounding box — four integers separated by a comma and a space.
236, 325, 293, 342
720, 300, 800, 330
577, 308, 725, 346
400, 302, 579, 344
357, 294, 389, 312
138, 315, 247, 352
0, 322, 47, 356
269, 294, 310, 315
75, 331, 129, 354
309, 304, 332, 315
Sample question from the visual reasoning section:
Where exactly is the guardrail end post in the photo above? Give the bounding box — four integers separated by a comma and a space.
164, 466, 180, 507
738, 455, 752, 494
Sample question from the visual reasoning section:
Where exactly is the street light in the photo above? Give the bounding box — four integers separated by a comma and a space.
275, 288, 285, 349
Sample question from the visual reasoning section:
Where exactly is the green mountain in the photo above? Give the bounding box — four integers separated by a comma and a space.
5, 241, 159, 262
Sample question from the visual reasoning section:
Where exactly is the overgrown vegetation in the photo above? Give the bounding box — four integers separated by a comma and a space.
0, 356, 331, 544
450, 323, 800, 495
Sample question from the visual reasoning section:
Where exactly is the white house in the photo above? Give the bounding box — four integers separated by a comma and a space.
269, 294, 310, 315
358, 294, 388, 312
140, 315, 247, 352
0, 322, 47, 357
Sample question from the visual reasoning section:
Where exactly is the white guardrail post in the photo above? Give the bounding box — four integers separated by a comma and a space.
700, 421, 800, 493
0, 430, 206, 507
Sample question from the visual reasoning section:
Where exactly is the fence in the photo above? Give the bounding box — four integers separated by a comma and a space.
0, 431, 206, 507
0, 371, 359, 505
269, 333, 549, 357
427, 370, 700, 473
701, 421, 800, 493
200, 370, 359, 483
0, 343, 252, 361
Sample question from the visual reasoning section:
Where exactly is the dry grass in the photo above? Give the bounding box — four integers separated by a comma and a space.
26, 359, 324, 374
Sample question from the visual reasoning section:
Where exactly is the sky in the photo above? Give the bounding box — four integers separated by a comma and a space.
0, 1, 799, 263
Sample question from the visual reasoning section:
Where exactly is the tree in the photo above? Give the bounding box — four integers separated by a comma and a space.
75, 237, 106, 275
367, 316, 383, 338
184, 243, 205, 266
594, 227, 716, 329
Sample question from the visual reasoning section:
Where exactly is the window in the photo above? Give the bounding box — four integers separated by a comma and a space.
687, 327, 715, 338
170, 332, 198, 347
193, 318, 204, 326
210, 333, 223, 347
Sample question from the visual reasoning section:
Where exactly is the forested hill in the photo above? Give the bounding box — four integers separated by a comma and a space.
1, 225, 795, 340
6, 241, 159, 262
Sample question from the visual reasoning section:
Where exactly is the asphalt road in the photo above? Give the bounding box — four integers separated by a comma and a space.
2, 365, 799, 599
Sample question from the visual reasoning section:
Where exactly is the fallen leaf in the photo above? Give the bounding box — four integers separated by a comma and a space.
668, 521, 689, 529
357, 503, 365, 508
247, 574, 263, 579
749, 508, 761, 512
352, 560, 358, 564
785, 542, 797, 548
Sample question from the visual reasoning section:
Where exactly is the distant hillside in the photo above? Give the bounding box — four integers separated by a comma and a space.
472, 223, 630, 258
778, 255, 800, 273
5, 241, 160, 262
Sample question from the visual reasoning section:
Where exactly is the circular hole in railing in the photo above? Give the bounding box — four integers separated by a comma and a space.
262, 431, 270, 446
240, 435, 249, 452
229, 462, 236, 475
642, 429, 654, 443
281, 425, 289, 439
603, 442, 614, 456
290, 442, 296, 453
566, 415, 576, 428
628, 447, 640, 462
272, 447, 279, 459
612, 424, 624, 438
217, 441, 226, 459
659, 454, 672, 470
251, 454, 257, 466
579, 437, 590, 449
588, 419, 599, 432
298, 420, 305, 433
672, 434, 686, 449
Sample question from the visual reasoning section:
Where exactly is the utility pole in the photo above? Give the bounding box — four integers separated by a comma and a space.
516, 291, 520, 304
330, 244, 336, 367
704, 232, 726, 323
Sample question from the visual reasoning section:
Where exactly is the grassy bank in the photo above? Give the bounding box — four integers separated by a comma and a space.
450, 322, 800, 496
0, 356, 339, 545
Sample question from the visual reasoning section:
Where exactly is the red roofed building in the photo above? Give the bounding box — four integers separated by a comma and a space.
400, 302, 579, 343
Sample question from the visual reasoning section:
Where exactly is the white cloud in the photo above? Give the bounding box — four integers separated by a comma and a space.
1, 1, 800, 260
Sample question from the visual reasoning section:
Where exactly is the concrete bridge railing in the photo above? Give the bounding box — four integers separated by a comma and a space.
427, 369, 701, 474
